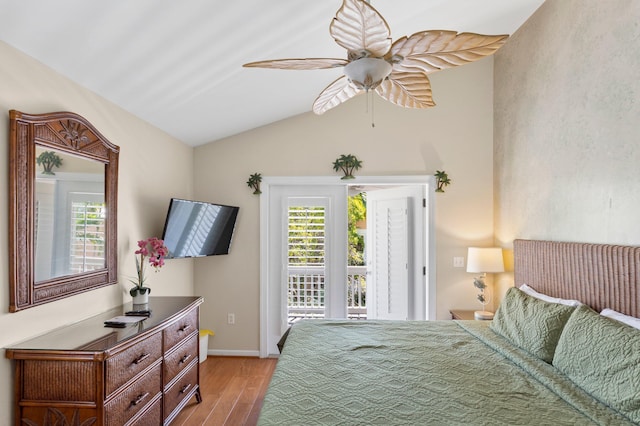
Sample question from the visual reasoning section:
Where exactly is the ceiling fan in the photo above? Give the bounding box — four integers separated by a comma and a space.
244, 0, 508, 115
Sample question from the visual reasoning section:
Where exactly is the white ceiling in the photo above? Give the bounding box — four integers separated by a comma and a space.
0, 0, 544, 146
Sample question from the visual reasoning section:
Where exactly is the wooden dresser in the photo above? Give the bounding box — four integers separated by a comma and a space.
5, 296, 203, 426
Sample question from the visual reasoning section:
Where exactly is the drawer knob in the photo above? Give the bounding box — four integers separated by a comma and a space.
178, 324, 192, 332
132, 353, 150, 365
179, 354, 192, 364
131, 392, 150, 406
180, 383, 192, 394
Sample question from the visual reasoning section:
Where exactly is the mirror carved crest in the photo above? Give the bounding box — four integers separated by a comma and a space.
9, 110, 119, 312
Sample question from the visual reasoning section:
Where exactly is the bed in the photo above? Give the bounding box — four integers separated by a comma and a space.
258, 239, 640, 425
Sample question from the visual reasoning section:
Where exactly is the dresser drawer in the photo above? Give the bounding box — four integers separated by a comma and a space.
105, 362, 162, 426
164, 360, 198, 421
106, 332, 162, 396
163, 308, 198, 352
127, 393, 162, 426
164, 331, 198, 387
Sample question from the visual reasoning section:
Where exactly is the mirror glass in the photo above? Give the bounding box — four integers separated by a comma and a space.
34, 147, 106, 281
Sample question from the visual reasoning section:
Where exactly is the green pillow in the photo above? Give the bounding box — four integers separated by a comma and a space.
553, 304, 640, 424
490, 287, 576, 363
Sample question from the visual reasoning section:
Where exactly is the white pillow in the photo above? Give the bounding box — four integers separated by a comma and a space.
600, 308, 640, 330
519, 284, 582, 307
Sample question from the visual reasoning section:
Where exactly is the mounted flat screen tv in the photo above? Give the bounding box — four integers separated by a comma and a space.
161, 198, 239, 258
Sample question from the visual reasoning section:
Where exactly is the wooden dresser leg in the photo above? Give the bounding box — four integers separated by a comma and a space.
195, 387, 202, 404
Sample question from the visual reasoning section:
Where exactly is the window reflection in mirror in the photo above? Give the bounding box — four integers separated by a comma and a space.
34, 147, 106, 282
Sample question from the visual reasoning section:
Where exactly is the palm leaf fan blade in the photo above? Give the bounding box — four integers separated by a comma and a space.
330, 0, 391, 57
389, 31, 459, 69
376, 72, 435, 109
313, 76, 361, 115
390, 31, 458, 56
390, 31, 509, 74
243, 58, 348, 70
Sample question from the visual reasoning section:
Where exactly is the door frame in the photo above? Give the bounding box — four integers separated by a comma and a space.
259, 175, 436, 357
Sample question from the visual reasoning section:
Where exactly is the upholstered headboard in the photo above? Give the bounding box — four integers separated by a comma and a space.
514, 239, 640, 317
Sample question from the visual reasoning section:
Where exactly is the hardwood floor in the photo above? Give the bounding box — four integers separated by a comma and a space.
171, 356, 278, 426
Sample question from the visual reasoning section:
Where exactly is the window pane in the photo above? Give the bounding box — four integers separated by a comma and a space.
70, 201, 106, 273
287, 206, 325, 322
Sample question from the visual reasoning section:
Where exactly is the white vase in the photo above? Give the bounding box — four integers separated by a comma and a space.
132, 291, 149, 305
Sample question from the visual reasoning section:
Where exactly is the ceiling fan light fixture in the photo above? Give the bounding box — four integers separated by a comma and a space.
344, 58, 392, 91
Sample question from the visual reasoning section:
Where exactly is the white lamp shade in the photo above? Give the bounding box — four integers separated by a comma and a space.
466, 247, 505, 273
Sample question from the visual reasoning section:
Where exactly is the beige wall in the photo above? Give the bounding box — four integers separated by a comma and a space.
494, 0, 640, 296
193, 58, 497, 353
0, 41, 195, 421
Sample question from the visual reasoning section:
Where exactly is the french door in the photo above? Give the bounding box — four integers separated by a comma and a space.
262, 185, 347, 356
260, 177, 434, 357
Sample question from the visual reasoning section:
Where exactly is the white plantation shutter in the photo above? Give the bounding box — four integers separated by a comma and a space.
368, 195, 409, 320
383, 201, 409, 318
287, 206, 325, 267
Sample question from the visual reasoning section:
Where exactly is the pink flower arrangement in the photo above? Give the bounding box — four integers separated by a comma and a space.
130, 237, 169, 296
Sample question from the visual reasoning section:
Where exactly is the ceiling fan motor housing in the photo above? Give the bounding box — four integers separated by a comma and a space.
344, 57, 392, 91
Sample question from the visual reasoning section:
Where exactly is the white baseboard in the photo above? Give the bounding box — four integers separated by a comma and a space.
207, 349, 261, 357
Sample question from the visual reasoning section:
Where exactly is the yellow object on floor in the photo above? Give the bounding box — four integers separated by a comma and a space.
199, 329, 214, 363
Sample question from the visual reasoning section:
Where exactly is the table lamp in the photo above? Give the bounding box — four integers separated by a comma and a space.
466, 247, 505, 320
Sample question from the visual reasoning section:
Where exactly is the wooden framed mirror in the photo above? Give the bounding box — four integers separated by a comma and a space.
9, 110, 119, 312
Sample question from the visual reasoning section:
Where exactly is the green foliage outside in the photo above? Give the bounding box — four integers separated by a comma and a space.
348, 193, 366, 266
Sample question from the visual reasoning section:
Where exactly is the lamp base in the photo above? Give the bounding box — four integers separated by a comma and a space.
474, 310, 494, 320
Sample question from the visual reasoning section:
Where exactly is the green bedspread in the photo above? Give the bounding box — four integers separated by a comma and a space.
258, 320, 633, 425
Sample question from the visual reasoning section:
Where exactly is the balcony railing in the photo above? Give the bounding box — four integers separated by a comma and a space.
287, 265, 367, 322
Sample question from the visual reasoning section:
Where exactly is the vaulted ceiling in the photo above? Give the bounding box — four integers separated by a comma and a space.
0, 0, 544, 146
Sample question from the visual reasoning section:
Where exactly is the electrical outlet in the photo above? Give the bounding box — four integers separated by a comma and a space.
227, 313, 235, 325
453, 256, 465, 268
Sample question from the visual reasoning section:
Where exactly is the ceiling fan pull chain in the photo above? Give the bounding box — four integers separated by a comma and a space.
365, 90, 375, 128
371, 92, 375, 128
365, 90, 370, 114
363, 90, 375, 127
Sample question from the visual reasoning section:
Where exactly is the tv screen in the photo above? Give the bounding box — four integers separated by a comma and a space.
161, 198, 239, 258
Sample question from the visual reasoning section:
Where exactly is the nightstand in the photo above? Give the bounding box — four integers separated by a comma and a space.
450, 309, 475, 320
450, 309, 493, 320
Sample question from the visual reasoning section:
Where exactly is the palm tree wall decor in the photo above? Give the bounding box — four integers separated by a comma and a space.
333, 154, 363, 179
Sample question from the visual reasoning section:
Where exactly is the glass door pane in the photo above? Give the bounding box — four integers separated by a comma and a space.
287, 205, 326, 323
